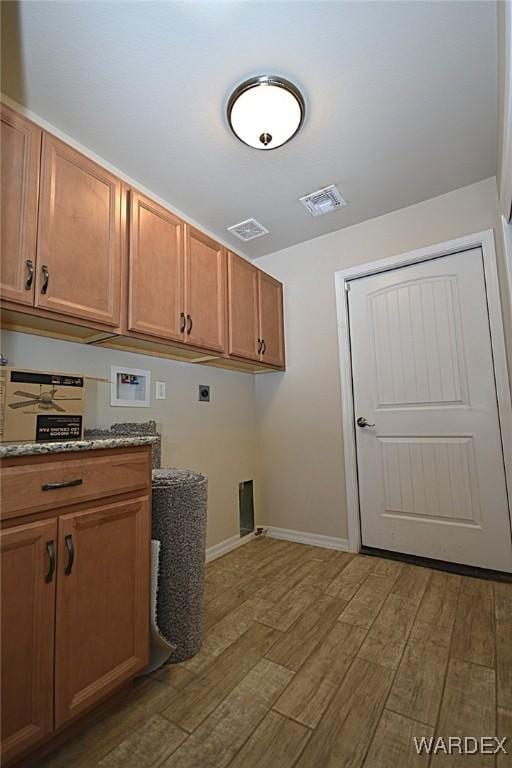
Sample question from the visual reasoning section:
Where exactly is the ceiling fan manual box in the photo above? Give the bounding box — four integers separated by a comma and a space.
0, 367, 85, 443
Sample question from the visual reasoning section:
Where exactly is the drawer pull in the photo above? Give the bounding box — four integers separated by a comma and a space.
42, 478, 83, 492
45, 540, 56, 583
64, 534, 74, 575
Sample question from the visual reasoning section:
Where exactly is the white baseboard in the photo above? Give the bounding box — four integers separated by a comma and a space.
263, 526, 350, 552
206, 526, 350, 562
205, 532, 256, 563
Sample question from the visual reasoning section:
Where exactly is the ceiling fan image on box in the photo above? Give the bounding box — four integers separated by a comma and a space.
9, 388, 81, 413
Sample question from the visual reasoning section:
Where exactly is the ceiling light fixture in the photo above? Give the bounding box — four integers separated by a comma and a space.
227, 75, 305, 150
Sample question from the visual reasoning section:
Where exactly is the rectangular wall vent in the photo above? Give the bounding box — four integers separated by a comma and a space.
227, 218, 269, 242
299, 184, 347, 217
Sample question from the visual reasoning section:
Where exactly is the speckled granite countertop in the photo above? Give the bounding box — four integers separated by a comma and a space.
0, 435, 159, 459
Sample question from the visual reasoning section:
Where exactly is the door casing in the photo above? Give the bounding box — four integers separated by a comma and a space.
335, 229, 512, 555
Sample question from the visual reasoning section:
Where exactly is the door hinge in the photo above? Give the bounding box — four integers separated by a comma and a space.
345, 282, 351, 292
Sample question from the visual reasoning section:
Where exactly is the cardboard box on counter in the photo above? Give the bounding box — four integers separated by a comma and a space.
0, 367, 85, 443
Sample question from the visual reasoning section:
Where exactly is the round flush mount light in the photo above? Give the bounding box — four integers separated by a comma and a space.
227, 75, 305, 150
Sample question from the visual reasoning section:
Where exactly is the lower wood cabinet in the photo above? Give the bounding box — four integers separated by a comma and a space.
0, 447, 152, 765
55, 497, 150, 727
1, 519, 57, 763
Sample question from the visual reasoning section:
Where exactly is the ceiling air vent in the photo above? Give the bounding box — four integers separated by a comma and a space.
227, 218, 269, 242
299, 184, 347, 217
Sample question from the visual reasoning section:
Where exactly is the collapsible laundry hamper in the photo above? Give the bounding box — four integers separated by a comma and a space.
151, 468, 208, 663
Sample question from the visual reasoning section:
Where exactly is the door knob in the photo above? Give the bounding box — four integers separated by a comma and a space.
357, 417, 375, 428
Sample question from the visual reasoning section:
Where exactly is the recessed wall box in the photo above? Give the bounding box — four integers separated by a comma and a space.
111, 366, 150, 407
198, 385, 210, 402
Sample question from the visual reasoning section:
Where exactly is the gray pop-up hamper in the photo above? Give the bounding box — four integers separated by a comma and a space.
151, 468, 207, 663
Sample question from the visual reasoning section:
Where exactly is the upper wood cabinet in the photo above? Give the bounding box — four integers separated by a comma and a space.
227, 250, 260, 362
184, 226, 226, 353
55, 496, 150, 727
1, 518, 57, 763
0, 105, 41, 306
128, 191, 184, 341
227, 251, 285, 368
0, 106, 285, 371
258, 271, 285, 368
35, 134, 122, 327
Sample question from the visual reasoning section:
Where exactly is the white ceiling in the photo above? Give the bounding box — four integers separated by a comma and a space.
1, 1, 498, 258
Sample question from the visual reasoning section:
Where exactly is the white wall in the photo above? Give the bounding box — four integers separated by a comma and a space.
0, 331, 261, 548
254, 177, 511, 541
498, 0, 512, 218
503, 214, 512, 277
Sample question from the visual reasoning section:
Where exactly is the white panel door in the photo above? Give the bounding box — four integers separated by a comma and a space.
349, 247, 512, 571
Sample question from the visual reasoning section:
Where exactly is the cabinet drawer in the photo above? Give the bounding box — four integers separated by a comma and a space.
1, 449, 150, 519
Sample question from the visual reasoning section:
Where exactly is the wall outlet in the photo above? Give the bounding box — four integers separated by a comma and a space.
155, 381, 166, 400
198, 385, 210, 402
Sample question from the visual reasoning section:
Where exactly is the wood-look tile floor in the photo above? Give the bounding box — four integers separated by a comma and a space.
39, 538, 511, 768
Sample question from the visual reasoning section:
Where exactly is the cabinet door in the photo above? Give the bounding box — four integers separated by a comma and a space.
227, 251, 260, 362
258, 271, 285, 368
0, 105, 41, 306
1, 519, 57, 763
128, 191, 185, 341
36, 134, 122, 327
55, 497, 150, 727
184, 226, 226, 352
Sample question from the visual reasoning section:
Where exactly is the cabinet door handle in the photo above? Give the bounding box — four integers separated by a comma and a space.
64, 534, 74, 575
25, 259, 34, 290
42, 478, 83, 492
41, 265, 50, 294
261, 339, 266, 355
45, 540, 56, 583
180, 312, 186, 333
257, 338, 262, 354
186, 315, 193, 335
